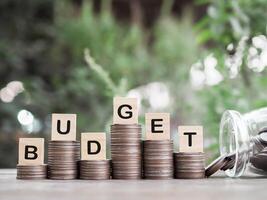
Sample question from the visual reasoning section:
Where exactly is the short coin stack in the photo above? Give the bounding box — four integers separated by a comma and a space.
205, 153, 235, 177
48, 141, 80, 180
110, 124, 142, 179
17, 165, 47, 180
143, 140, 173, 179
174, 152, 205, 179
79, 160, 111, 180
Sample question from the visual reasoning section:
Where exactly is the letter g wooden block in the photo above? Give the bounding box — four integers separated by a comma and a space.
113, 97, 138, 124
18, 138, 44, 165
51, 113, 77, 141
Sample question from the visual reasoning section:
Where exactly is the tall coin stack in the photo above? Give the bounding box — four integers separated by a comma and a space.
110, 124, 142, 179
17, 165, 47, 180
174, 152, 205, 179
79, 160, 111, 180
143, 140, 173, 179
48, 141, 80, 180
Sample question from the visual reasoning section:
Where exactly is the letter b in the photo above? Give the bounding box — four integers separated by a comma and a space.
24, 145, 38, 160
18, 138, 44, 165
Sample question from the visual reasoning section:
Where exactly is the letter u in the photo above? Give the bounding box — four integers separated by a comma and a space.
57, 120, 71, 134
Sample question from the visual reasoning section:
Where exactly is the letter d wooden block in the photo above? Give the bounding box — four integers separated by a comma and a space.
81, 132, 106, 160
18, 138, 44, 165
113, 97, 138, 124
178, 126, 203, 152
51, 113, 76, 141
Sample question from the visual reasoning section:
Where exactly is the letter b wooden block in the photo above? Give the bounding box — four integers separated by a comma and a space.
81, 132, 106, 160
18, 138, 44, 165
51, 113, 77, 141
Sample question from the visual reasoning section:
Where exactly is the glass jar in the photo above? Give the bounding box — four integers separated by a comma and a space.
219, 107, 267, 177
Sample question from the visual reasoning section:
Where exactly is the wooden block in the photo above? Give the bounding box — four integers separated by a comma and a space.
51, 113, 76, 141
145, 113, 170, 140
81, 132, 106, 160
113, 97, 138, 124
178, 126, 203, 152
18, 138, 44, 165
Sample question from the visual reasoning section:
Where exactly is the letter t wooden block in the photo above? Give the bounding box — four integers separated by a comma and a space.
178, 126, 203, 152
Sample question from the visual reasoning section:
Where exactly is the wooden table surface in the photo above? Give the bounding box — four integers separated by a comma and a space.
0, 169, 266, 200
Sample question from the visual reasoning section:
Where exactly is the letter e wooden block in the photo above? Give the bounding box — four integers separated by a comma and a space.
18, 138, 44, 165
81, 132, 106, 160
178, 126, 203, 152
145, 113, 170, 140
51, 113, 76, 141
113, 97, 138, 124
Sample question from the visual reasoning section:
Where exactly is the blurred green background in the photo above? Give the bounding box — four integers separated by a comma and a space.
0, 0, 267, 168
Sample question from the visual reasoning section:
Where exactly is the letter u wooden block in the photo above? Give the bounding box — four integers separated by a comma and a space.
18, 138, 44, 165
81, 133, 106, 160
51, 113, 77, 141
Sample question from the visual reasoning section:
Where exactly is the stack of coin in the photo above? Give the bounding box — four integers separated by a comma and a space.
143, 140, 173, 179
17, 165, 47, 180
174, 152, 205, 179
205, 153, 236, 177
248, 130, 267, 172
251, 131, 267, 153
48, 141, 80, 180
79, 160, 111, 180
250, 147, 267, 171
110, 124, 142, 179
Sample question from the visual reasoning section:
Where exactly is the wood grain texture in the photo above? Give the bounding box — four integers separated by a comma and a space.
0, 169, 265, 200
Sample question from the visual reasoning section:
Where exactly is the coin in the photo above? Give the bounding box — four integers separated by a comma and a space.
174, 152, 205, 179
17, 165, 47, 180
250, 152, 267, 170
205, 154, 227, 177
48, 140, 80, 180
143, 140, 173, 179
258, 127, 267, 135
175, 171, 205, 179
221, 159, 235, 171
261, 147, 267, 154
259, 132, 267, 145
79, 160, 110, 180
110, 124, 142, 179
